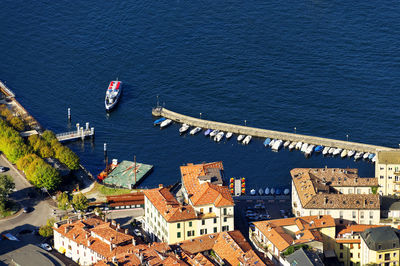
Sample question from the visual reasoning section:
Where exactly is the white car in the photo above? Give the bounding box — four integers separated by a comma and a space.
133, 229, 142, 237
40, 243, 52, 251
0, 166, 6, 172
65, 250, 72, 258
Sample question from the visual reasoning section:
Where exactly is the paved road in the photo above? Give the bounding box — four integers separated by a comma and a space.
0, 155, 52, 234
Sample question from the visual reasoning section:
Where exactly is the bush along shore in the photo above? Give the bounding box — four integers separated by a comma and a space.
0, 104, 80, 191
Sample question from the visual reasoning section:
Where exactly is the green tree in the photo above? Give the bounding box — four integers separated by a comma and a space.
56, 146, 80, 170
0, 175, 15, 212
35, 164, 61, 191
3, 140, 29, 163
39, 218, 55, 237
16, 153, 40, 172
72, 193, 88, 212
57, 192, 70, 210
40, 145, 54, 158
94, 207, 104, 218
8, 117, 25, 131
42, 130, 57, 144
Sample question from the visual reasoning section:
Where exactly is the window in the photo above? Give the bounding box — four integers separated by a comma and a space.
187, 230, 194, 237
209, 207, 212, 213
370, 212, 373, 219
200, 208, 204, 214
339, 211, 343, 219
213, 218, 217, 224
389, 167, 393, 170
389, 176, 393, 179
200, 229, 208, 235
223, 217, 227, 222
339, 253, 343, 258
350, 253, 353, 258
223, 208, 227, 215
202, 220, 205, 225
214, 227, 217, 233
394, 252, 397, 257
352, 211, 356, 219
385, 253, 390, 260
360, 211, 364, 219
380, 175, 384, 179
222, 225, 229, 232
189, 221, 192, 227
177, 232, 181, 238
340, 244, 344, 250
177, 223, 181, 229
357, 189, 361, 194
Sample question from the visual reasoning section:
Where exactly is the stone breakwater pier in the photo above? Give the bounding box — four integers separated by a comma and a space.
152, 107, 392, 153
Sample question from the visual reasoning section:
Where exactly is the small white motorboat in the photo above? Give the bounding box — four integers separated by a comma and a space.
296, 142, 303, 150
305, 145, 315, 156
283, 140, 290, 148
283, 188, 290, 195
210, 130, 219, 137
354, 152, 363, 160
333, 148, 342, 156
226, 132, 233, 139
258, 188, 264, 195
242, 135, 252, 145
270, 188, 275, 195
269, 139, 276, 147
265, 187, 270, 195
160, 119, 172, 128
340, 150, 348, 158
190, 127, 202, 135
301, 143, 308, 153
328, 147, 335, 154
214, 132, 225, 142
237, 134, 245, 142
272, 139, 283, 151
347, 150, 355, 157
250, 189, 256, 195
179, 124, 190, 134
372, 155, 377, 163
289, 142, 296, 150
322, 146, 330, 155
363, 152, 370, 159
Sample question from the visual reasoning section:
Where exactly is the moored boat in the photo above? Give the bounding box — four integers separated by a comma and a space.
347, 150, 355, 157
275, 188, 281, 195
190, 127, 202, 135
283, 188, 290, 195
153, 117, 166, 126
264, 138, 271, 147
363, 152, 370, 159
322, 147, 330, 155
301, 143, 308, 153
283, 140, 290, 148
179, 124, 190, 134
242, 135, 252, 145
269, 139, 276, 147
265, 187, 270, 195
328, 147, 335, 154
368, 153, 375, 160
237, 134, 245, 142
214, 132, 225, 142
272, 139, 283, 151
160, 119, 172, 128
226, 132, 233, 139
340, 150, 348, 158
333, 148, 342, 156
354, 152, 363, 160
289, 142, 296, 150
372, 155, 377, 162
270, 188, 275, 195
296, 142, 303, 150
305, 145, 315, 156
258, 188, 264, 195
105, 80, 122, 111
210, 130, 219, 137
250, 189, 256, 195
204, 129, 212, 136
315, 145, 324, 153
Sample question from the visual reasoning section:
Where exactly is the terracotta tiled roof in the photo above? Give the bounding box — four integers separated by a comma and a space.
106, 192, 144, 207
179, 233, 219, 255
189, 253, 214, 265
291, 168, 380, 209
213, 231, 266, 266
143, 187, 197, 222
180, 162, 234, 207
253, 215, 335, 253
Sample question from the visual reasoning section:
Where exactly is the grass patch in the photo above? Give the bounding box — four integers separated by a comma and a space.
0, 200, 20, 218
93, 182, 135, 196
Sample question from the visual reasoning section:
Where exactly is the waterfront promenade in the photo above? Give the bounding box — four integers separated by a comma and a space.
152, 107, 392, 153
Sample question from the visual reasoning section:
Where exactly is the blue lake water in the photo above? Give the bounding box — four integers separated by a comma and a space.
0, 0, 399, 190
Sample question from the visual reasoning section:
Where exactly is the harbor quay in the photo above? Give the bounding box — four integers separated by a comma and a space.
152, 107, 392, 154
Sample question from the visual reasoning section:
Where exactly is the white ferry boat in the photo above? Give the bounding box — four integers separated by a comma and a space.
105, 80, 122, 111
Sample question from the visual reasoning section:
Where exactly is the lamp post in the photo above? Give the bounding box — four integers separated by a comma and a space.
200, 113, 202, 119
244, 120, 247, 126
346, 134, 349, 142
294, 127, 296, 134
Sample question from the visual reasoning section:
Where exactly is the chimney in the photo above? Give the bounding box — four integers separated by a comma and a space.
73, 234, 76, 240
117, 223, 120, 230
65, 226, 72, 234
86, 233, 89, 239
54, 223, 59, 229
110, 243, 113, 251
132, 238, 136, 246
159, 184, 163, 188
111, 220, 116, 226
125, 229, 129, 234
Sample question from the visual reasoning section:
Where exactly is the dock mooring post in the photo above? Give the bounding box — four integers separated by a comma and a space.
81, 127, 84, 140
68, 108, 71, 122
76, 123, 80, 134
104, 143, 107, 161
86, 122, 89, 131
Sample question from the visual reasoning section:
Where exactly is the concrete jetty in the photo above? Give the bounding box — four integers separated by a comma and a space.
56, 123, 94, 142
152, 107, 391, 153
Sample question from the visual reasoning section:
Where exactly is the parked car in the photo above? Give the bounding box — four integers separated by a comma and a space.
133, 229, 142, 237
0, 166, 6, 173
65, 250, 72, 258
23, 207, 33, 213
39, 243, 52, 251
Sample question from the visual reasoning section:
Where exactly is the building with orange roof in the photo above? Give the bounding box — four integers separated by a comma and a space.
251, 215, 336, 265
335, 224, 383, 266
143, 162, 235, 244
53, 215, 137, 265
291, 168, 380, 225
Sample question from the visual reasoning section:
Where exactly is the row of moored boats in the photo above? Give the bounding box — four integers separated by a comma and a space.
153, 118, 377, 162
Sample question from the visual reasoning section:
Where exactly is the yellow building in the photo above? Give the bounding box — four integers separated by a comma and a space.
375, 150, 400, 196
291, 168, 380, 225
360, 226, 400, 265
143, 162, 234, 244
335, 224, 383, 266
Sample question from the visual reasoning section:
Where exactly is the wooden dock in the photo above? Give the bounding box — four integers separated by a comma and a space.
56, 123, 94, 142
152, 107, 392, 153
